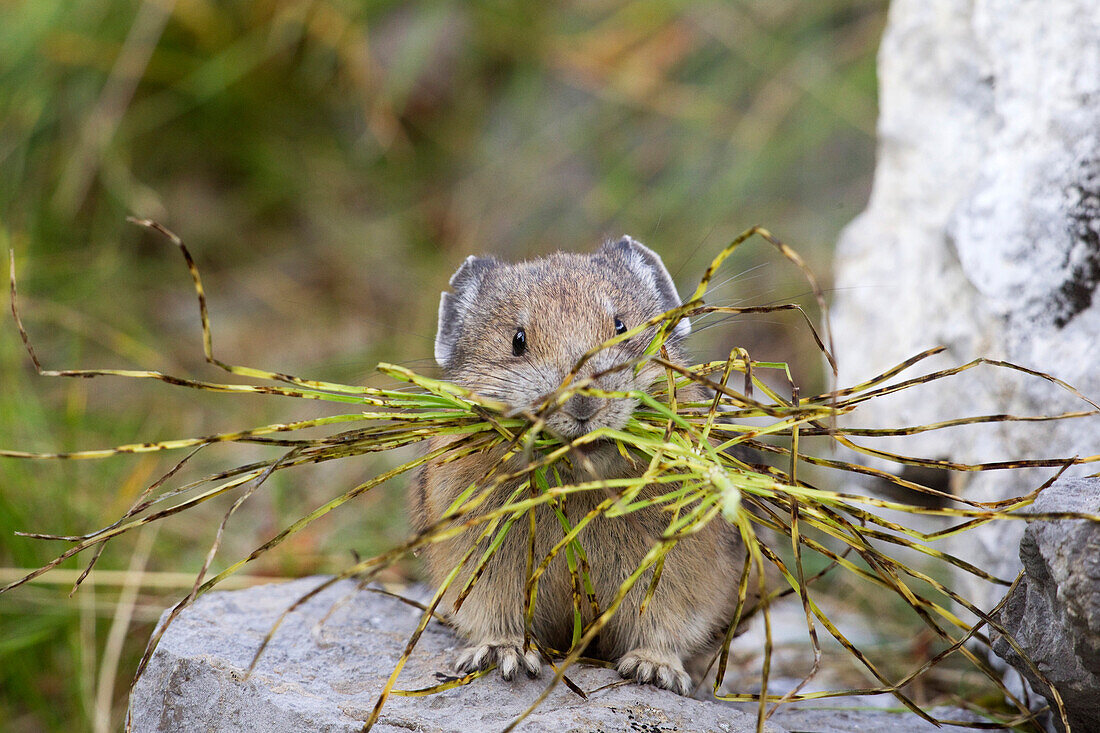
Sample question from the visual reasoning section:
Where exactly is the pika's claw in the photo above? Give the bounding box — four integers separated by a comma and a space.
617, 648, 692, 696
456, 640, 541, 680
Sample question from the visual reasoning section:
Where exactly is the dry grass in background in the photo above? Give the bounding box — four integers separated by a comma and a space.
0, 2, 888, 729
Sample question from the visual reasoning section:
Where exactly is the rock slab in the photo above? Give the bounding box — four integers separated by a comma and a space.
128, 577, 998, 732
992, 478, 1100, 733
128, 577, 783, 733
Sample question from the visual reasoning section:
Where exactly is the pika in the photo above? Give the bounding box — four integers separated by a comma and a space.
411, 236, 742, 695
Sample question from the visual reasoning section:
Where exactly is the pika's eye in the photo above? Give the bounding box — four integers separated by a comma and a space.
512, 328, 527, 356
614, 317, 627, 335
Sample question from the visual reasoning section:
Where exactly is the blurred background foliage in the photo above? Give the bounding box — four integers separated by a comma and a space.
0, 0, 885, 730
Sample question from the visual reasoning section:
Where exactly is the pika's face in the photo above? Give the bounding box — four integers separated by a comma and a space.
434, 237, 690, 440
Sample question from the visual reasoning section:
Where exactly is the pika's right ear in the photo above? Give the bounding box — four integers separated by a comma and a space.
435, 255, 497, 369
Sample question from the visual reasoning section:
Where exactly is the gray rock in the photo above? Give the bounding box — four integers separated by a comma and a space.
128, 577, 783, 733
991, 477, 1100, 732
127, 577, 998, 732
830, 0, 1100, 613
761, 706, 998, 733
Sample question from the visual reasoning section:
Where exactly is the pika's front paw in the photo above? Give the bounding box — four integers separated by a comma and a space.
617, 648, 692, 696
456, 640, 541, 681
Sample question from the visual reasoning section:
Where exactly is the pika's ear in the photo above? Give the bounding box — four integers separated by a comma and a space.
600, 236, 691, 339
435, 255, 498, 368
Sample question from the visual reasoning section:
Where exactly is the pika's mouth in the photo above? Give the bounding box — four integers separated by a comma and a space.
545, 400, 603, 436
543, 412, 604, 442
540, 391, 635, 442
573, 437, 608, 455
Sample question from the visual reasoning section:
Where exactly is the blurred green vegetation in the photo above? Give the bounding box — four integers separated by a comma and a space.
0, 0, 885, 730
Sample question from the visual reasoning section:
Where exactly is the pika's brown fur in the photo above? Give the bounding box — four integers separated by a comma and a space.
411, 237, 743, 694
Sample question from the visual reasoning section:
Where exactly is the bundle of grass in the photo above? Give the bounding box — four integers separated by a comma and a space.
3, 221, 1099, 732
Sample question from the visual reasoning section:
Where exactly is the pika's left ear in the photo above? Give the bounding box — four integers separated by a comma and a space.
435, 255, 498, 369
599, 236, 691, 338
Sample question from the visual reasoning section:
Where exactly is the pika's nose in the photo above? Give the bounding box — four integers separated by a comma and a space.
563, 394, 601, 421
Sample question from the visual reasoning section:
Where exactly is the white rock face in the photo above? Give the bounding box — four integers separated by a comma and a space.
831, 0, 1100, 606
